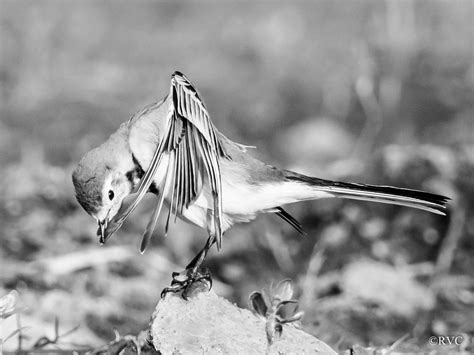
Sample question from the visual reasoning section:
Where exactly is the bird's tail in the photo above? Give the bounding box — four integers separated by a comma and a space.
284, 171, 449, 215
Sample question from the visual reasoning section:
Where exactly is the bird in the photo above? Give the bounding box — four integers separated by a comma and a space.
72, 71, 449, 297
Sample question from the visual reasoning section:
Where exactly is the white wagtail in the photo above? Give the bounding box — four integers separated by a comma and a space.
72, 71, 449, 296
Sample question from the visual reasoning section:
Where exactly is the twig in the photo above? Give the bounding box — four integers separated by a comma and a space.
32, 246, 136, 278
90, 331, 143, 355
352, 42, 384, 163
16, 313, 23, 352
262, 228, 295, 272
299, 242, 325, 308
387, 333, 410, 353
33, 317, 81, 349
434, 206, 465, 276
2, 326, 30, 344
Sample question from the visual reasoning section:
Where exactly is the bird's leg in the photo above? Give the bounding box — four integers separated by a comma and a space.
161, 234, 216, 299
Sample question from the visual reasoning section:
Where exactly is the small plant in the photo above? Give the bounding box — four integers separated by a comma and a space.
0, 290, 29, 349
249, 279, 304, 346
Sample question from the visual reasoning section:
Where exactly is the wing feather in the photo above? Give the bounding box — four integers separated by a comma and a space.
140, 154, 174, 253
108, 71, 228, 250
168, 72, 226, 248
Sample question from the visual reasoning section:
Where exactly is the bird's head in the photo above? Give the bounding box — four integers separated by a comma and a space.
72, 147, 134, 243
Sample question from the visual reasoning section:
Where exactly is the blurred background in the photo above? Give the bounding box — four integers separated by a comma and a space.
1, 0, 473, 352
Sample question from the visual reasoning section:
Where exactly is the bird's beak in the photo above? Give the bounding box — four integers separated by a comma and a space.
97, 219, 108, 245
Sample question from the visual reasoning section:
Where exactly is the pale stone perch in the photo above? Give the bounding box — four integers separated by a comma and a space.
150, 289, 336, 354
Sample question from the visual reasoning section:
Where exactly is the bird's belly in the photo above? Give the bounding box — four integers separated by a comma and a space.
193, 180, 291, 216
179, 203, 239, 232
222, 183, 272, 215
181, 182, 266, 231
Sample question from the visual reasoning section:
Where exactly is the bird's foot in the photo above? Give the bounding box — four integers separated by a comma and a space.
161, 268, 212, 299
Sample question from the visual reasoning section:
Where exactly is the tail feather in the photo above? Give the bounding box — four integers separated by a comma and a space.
285, 172, 449, 215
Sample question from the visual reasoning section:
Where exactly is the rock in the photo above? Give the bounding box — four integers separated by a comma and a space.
150, 290, 336, 354
341, 260, 436, 317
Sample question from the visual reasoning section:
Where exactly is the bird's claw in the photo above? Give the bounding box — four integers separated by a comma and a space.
161, 268, 212, 299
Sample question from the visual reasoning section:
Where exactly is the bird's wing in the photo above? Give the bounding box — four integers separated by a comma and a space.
106, 71, 229, 251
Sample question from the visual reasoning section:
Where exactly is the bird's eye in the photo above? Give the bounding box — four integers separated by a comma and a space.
108, 190, 114, 200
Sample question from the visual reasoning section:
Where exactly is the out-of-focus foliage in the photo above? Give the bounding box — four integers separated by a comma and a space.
0, 0, 473, 352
